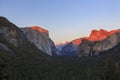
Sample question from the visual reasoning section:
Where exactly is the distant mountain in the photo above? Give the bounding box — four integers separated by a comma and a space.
1, 16, 120, 80
55, 42, 69, 52
60, 29, 120, 56
21, 26, 59, 55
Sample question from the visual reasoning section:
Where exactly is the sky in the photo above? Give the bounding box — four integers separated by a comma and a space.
0, 0, 120, 43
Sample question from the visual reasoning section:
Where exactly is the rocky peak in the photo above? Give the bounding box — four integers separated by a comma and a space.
72, 37, 87, 45
70, 29, 120, 46
21, 26, 59, 56
60, 28, 120, 56
0, 16, 16, 28
0, 17, 27, 47
110, 29, 120, 34
78, 31, 120, 57
0, 17, 9, 23
0, 17, 56, 57
88, 29, 120, 42
32, 26, 49, 36
29, 26, 49, 37
72, 38, 82, 45
88, 29, 109, 41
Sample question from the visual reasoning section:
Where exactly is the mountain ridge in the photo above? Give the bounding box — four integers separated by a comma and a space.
60, 28, 120, 56
71, 29, 120, 45
32, 26, 49, 35
1, 16, 120, 80
21, 26, 59, 55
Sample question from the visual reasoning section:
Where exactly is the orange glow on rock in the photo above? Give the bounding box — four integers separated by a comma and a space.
110, 29, 120, 35
72, 38, 83, 45
88, 29, 120, 41
87, 29, 109, 41
72, 29, 120, 45
72, 37, 88, 45
32, 26, 48, 33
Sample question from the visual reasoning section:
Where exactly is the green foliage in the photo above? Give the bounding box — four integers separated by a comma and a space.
1, 48, 120, 80
0, 28, 120, 80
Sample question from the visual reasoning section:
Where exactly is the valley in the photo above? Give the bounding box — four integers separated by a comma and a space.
0, 17, 120, 80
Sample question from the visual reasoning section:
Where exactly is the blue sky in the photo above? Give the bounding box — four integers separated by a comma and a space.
0, 0, 120, 43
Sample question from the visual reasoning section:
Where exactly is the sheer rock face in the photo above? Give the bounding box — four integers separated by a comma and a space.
88, 29, 110, 41
78, 40, 94, 57
21, 26, 59, 56
60, 29, 120, 57
0, 17, 58, 56
0, 17, 27, 48
93, 32, 120, 54
88, 29, 120, 41
78, 32, 120, 57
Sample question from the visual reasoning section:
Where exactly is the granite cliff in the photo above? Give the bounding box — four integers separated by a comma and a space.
21, 26, 59, 55
60, 29, 120, 57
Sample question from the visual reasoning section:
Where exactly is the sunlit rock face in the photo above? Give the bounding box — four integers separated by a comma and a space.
21, 26, 59, 56
78, 32, 120, 57
60, 29, 120, 56
88, 29, 120, 41
72, 38, 85, 45
32, 26, 49, 35
88, 29, 110, 41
